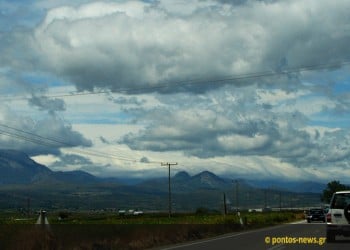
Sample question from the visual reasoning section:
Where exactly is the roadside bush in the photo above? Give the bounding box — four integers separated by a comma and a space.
195, 207, 210, 215
195, 207, 220, 215
58, 211, 70, 220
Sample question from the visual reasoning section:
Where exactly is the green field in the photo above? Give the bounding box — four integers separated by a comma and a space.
0, 210, 303, 249
1, 209, 303, 225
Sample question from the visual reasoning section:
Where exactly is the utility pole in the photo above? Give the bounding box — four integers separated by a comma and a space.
233, 180, 239, 212
161, 162, 178, 217
279, 192, 282, 211
223, 193, 227, 215
27, 197, 31, 216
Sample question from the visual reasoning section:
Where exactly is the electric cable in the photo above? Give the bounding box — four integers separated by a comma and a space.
1, 60, 349, 100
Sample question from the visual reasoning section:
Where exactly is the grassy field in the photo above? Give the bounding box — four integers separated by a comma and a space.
0, 210, 304, 249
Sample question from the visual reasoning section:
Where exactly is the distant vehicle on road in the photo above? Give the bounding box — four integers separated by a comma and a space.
118, 209, 143, 216
118, 210, 126, 216
326, 190, 350, 242
133, 210, 143, 216
306, 208, 325, 223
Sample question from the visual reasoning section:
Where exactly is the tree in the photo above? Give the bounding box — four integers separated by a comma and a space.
321, 180, 349, 203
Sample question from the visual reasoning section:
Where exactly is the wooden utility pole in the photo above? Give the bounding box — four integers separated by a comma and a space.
161, 162, 178, 217
223, 193, 227, 215
27, 197, 31, 216
235, 180, 239, 212
279, 192, 282, 211
233, 180, 239, 212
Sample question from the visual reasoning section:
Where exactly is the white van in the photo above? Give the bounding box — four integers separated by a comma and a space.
326, 191, 350, 242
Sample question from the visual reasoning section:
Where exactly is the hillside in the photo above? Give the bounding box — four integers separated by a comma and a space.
246, 179, 327, 193
0, 149, 51, 184
0, 149, 97, 185
0, 149, 324, 211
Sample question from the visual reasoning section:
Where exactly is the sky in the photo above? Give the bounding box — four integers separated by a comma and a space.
1, 0, 350, 182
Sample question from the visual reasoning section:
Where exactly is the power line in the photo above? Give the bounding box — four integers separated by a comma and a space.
1, 60, 349, 165
0, 129, 136, 162
0, 123, 154, 163
0, 90, 111, 101
0, 123, 70, 147
1, 60, 350, 101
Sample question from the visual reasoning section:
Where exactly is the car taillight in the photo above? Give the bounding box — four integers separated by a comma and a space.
326, 213, 332, 223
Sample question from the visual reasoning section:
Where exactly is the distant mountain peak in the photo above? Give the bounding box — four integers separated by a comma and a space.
0, 149, 36, 166
195, 170, 221, 180
173, 171, 191, 180
0, 149, 97, 185
192, 170, 226, 188
199, 170, 216, 176
0, 149, 52, 184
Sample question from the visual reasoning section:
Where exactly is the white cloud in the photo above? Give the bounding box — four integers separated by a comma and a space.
3, 0, 349, 93
256, 89, 306, 106
1, 0, 350, 182
0, 106, 91, 156
218, 134, 270, 152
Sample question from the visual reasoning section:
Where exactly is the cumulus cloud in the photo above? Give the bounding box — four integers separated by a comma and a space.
0, 105, 92, 156
119, 87, 278, 155
1, 0, 350, 181
217, 133, 270, 152
111, 96, 146, 106
51, 153, 93, 166
118, 84, 350, 175
50, 154, 93, 171
120, 107, 309, 159
2, 0, 350, 94
28, 95, 66, 113
48, 153, 111, 175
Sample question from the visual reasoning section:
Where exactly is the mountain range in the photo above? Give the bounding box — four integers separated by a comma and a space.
0, 149, 98, 185
0, 149, 326, 211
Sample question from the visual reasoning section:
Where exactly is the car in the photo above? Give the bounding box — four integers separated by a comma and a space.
133, 210, 143, 216
326, 191, 350, 242
306, 208, 325, 223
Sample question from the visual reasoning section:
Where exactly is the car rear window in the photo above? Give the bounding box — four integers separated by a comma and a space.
331, 193, 350, 209
309, 209, 323, 214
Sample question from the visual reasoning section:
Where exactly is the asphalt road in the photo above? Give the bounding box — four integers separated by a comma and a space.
157, 221, 350, 250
